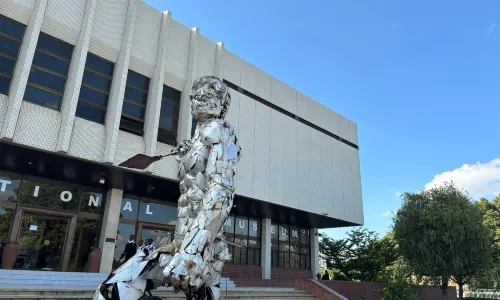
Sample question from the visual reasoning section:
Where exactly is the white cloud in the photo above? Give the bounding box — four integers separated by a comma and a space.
487, 22, 497, 36
395, 190, 401, 197
382, 211, 393, 217
424, 158, 500, 199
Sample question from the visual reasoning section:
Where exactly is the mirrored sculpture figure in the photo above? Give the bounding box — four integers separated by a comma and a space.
94, 76, 241, 300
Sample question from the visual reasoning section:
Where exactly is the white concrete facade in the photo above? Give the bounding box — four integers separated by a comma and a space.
0, 0, 363, 227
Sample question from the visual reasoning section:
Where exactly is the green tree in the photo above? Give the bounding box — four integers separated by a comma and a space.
393, 182, 492, 300
319, 227, 399, 282
472, 195, 500, 289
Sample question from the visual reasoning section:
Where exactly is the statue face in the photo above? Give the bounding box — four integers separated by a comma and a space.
190, 76, 230, 120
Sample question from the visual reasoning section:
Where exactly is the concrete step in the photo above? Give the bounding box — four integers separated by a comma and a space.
0, 270, 236, 289
0, 287, 315, 299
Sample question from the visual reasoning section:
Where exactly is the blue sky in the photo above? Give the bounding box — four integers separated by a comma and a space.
145, 0, 500, 239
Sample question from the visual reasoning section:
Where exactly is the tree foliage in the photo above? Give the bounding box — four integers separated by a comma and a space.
393, 182, 491, 299
319, 227, 399, 282
471, 195, 500, 289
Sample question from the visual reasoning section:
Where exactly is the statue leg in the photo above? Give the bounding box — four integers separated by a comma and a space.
163, 185, 232, 292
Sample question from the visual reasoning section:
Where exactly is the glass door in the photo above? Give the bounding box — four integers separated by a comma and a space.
15, 213, 69, 271
137, 222, 174, 250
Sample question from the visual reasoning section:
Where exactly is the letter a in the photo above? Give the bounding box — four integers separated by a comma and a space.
123, 201, 133, 212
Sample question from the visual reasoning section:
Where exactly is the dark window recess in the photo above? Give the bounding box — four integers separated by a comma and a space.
0, 16, 26, 96
191, 117, 197, 138
24, 33, 73, 110
270, 222, 310, 270
76, 53, 114, 124
157, 85, 181, 145
223, 79, 359, 150
120, 70, 149, 136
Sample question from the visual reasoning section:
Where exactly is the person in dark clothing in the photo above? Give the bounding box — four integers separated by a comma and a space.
316, 273, 321, 280
321, 272, 330, 280
120, 234, 137, 261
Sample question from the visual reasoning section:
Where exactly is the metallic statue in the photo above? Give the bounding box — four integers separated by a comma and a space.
94, 76, 241, 300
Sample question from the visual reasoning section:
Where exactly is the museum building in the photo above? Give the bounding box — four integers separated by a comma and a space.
0, 0, 363, 284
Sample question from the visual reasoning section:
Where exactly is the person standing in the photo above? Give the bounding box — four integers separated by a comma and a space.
120, 234, 137, 262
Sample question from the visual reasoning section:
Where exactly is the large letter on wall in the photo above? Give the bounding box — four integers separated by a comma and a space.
56, 0, 98, 153
102, 0, 138, 164
0, 0, 48, 140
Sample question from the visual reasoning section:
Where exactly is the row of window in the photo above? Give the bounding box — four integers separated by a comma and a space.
0, 15, 181, 146
271, 223, 311, 270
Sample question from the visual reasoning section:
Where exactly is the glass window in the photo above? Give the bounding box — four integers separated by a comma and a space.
138, 200, 177, 226
113, 222, 136, 270
271, 222, 311, 270
24, 33, 73, 110
224, 215, 235, 234
75, 102, 105, 124
249, 219, 260, 238
0, 16, 26, 96
0, 171, 21, 202
120, 197, 139, 219
19, 179, 80, 211
279, 224, 289, 242
76, 53, 113, 124
79, 190, 106, 214
120, 70, 149, 135
0, 207, 14, 252
158, 85, 181, 145
235, 216, 248, 235
68, 219, 101, 272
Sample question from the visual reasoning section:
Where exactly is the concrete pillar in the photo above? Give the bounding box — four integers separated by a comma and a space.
143, 11, 172, 174
310, 228, 320, 279
99, 188, 123, 273
56, 0, 98, 153
0, 0, 48, 140
177, 27, 199, 143
260, 218, 271, 279
102, 0, 138, 164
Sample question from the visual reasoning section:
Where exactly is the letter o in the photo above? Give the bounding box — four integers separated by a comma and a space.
60, 191, 73, 202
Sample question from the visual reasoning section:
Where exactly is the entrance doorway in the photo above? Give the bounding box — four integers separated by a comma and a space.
16, 214, 69, 271
137, 222, 174, 249
9, 206, 78, 271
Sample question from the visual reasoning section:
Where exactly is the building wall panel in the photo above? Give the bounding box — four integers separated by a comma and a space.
303, 97, 322, 128
320, 132, 333, 216
255, 67, 270, 100
13, 102, 60, 152
339, 116, 350, 142
153, 142, 178, 180
308, 129, 323, 215
270, 77, 296, 114
331, 139, 344, 220
282, 117, 298, 209
0, 95, 8, 131
0, 0, 36, 25
88, 0, 129, 62
68, 118, 106, 162
41, 0, 86, 45
236, 95, 255, 197
164, 20, 190, 90
348, 120, 359, 146
225, 88, 240, 189
240, 60, 256, 94
253, 102, 270, 202
221, 49, 241, 86
114, 131, 145, 167
129, 2, 161, 78
193, 35, 216, 79
350, 146, 363, 225
340, 143, 354, 222
329, 110, 342, 137
269, 110, 285, 206
296, 122, 311, 212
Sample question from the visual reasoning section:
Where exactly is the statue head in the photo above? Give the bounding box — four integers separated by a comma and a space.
190, 76, 231, 120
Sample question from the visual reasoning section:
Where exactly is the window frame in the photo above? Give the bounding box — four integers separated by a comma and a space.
120, 70, 150, 136
0, 15, 26, 96
157, 85, 181, 146
76, 53, 115, 124
24, 32, 73, 110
